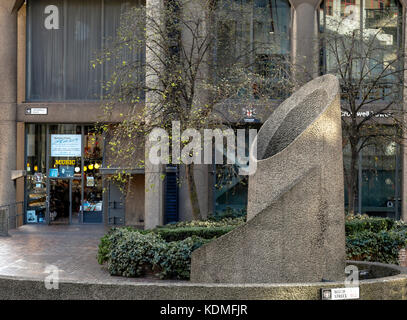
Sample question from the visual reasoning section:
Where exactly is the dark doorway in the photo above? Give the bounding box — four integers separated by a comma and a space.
49, 179, 71, 224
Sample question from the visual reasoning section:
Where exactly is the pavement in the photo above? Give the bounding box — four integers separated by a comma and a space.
0, 224, 180, 284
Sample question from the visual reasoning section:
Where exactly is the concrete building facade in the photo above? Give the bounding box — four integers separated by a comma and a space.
0, 0, 406, 229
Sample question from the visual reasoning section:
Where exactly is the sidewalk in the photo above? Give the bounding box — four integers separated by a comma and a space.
0, 224, 173, 284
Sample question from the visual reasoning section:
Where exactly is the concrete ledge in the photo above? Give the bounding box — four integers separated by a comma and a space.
0, 261, 406, 300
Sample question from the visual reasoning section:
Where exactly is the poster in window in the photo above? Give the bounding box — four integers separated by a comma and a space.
51, 134, 82, 157
59, 166, 74, 178
86, 176, 95, 187
27, 210, 37, 223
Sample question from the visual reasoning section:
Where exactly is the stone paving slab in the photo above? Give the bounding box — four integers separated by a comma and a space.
0, 224, 182, 285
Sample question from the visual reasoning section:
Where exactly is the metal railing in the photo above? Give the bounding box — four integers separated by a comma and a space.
0, 202, 24, 236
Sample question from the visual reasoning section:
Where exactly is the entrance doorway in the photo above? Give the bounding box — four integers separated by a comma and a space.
25, 124, 104, 225
48, 178, 82, 224
49, 179, 71, 224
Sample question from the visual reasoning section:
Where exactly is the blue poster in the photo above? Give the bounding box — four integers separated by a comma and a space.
49, 168, 59, 177
59, 166, 74, 178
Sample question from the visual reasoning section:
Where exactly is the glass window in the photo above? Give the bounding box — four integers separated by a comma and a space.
214, 0, 291, 100
320, 0, 403, 100
48, 124, 82, 178
26, 124, 47, 223
83, 126, 104, 223
360, 138, 400, 216
27, 0, 145, 101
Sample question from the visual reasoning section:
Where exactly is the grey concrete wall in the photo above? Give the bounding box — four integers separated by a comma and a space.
0, 261, 406, 300
125, 174, 145, 227
17, 102, 143, 123
191, 75, 346, 284
0, 1, 17, 208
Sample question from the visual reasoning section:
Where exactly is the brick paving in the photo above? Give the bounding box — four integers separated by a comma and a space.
0, 224, 180, 284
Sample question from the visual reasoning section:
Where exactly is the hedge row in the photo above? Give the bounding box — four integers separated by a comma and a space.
346, 230, 407, 264
98, 227, 209, 279
345, 217, 395, 235
98, 216, 407, 281
153, 225, 236, 241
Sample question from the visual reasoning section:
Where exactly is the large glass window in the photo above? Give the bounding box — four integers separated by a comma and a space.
24, 124, 106, 224
27, 0, 145, 101
320, 0, 403, 100
26, 124, 47, 224
214, 0, 291, 100
83, 126, 104, 223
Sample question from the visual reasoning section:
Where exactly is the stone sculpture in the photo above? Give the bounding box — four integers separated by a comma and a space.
191, 75, 346, 283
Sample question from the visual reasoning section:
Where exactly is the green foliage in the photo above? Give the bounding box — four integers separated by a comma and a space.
153, 225, 236, 242
345, 216, 407, 265
345, 217, 395, 236
98, 227, 210, 279
346, 230, 407, 265
162, 217, 245, 228
152, 236, 210, 280
98, 216, 407, 280
209, 207, 247, 221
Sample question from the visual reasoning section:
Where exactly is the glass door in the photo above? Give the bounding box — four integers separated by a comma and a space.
46, 124, 83, 225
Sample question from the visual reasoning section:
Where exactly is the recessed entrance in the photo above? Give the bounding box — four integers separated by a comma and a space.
25, 124, 104, 225
48, 178, 82, 225
49, 179, 71, 224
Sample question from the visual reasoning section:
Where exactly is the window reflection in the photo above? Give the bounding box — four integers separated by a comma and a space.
83, 126, 104, 223
214, 0, 291, 100
320, 0, 403, 101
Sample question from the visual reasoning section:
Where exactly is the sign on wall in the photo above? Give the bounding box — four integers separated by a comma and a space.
51, 135, 82, 157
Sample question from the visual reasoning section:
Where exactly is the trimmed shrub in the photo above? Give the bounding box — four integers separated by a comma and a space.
152, 236, 210, 279
153, 225, 237, 241
98, 227, 209, 279
346, 230, 407, 264
345, 217, 395, 235
108, 230, 165, 277
163, 217, 245, 229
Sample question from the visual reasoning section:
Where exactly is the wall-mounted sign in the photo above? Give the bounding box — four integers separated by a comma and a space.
25, 107, 48, 115
51, 135, 82, 157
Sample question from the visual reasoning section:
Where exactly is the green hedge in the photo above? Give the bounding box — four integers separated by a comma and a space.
98, 227, 210, 279
98, 217, 407, 281
163, 217, 245, 229
153, 225, 236, 241
346, 230, 407, 264
345, 217, 395, 236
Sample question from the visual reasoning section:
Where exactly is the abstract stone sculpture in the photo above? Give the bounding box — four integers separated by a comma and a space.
191, 75, 346, 283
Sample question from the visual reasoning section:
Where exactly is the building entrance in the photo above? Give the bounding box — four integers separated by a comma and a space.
49, 179, 71, 224
25, 124, 104, 225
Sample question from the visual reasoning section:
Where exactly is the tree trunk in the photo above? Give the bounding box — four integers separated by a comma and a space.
347, 144, 359, 214
186, 163, 201, 220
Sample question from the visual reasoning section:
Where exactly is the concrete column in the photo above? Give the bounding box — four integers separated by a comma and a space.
144, 0, 165, 229
290, 0, 321, 82
0, 1, 17, 208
